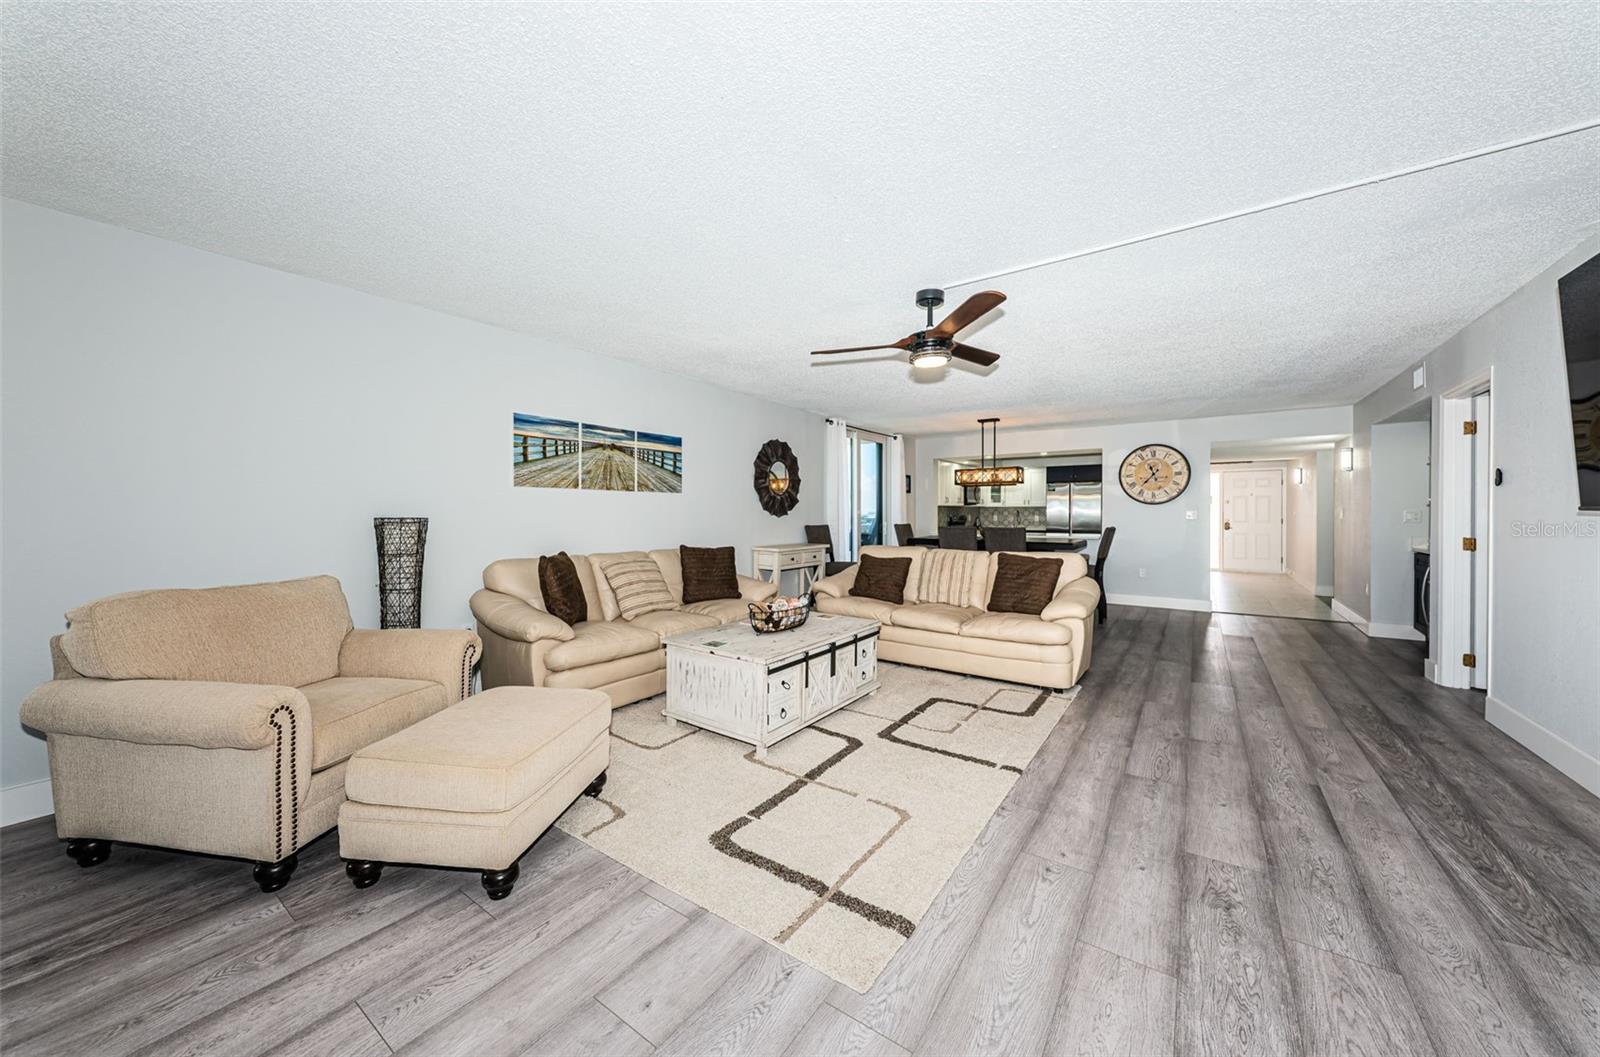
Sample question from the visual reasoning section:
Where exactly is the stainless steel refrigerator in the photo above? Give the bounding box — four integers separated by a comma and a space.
1046, 482, 1102, 534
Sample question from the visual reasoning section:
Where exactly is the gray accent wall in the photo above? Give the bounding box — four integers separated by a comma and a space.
911, 406, 1354, 607
0, 199, 827, 800
1337, 233, 1600, 789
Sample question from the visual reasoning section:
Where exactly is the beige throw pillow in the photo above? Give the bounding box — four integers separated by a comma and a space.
597, 554, 677, 620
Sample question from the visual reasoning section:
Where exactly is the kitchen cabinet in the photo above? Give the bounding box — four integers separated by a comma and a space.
1024, 467, 1046, 506
935, 462, 965, 506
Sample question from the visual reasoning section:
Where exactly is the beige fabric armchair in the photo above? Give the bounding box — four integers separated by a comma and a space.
20, 576, 480, 892
471, 547, 778, 707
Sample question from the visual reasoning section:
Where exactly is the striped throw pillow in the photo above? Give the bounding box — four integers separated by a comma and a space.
597, 555, 677, 620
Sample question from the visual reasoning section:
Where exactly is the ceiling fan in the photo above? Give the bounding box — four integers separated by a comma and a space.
811, 288, 1005, 369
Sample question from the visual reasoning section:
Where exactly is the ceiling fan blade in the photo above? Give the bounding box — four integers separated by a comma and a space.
810, 336, 914, 355
949, 342, 1000, 367
931, 290, 1006, 338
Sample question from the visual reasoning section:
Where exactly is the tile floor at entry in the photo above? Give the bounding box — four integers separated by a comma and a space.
1210, 570, 1336, 621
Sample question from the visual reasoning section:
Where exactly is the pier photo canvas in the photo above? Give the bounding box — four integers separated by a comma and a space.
579, 423, 639, 491
512, 414, 581, 488
512, 414, 683, 493
635, 431, 684, 493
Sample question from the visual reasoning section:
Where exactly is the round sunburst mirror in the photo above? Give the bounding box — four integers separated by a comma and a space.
753, 439, 801, 516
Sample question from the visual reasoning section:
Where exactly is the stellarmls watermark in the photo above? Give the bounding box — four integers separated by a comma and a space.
1509, 519, 1599, 538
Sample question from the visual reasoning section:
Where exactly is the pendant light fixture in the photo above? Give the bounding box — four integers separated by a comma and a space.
953, 418, 1025, 487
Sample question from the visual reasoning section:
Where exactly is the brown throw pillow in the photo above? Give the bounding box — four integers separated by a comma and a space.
680, 545, 739, 604
850, 553, 912, 604
538, 552, 588, 627
987, 553, 1063, 615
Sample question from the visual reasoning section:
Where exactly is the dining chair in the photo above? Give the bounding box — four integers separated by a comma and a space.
1091, 526, 1115, 624
804, 524, 853, 576
894, 522, 914, 546
938, 525, 978, 550
981, 526, 1026, 553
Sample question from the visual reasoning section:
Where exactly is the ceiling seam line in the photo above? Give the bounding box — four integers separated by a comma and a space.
941, 118, 1600, 289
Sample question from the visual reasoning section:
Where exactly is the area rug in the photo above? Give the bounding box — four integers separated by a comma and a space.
555, 663, 1078, 991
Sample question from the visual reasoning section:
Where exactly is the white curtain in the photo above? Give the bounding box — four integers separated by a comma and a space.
824, 418, 855, 561
885, 434, 906, 538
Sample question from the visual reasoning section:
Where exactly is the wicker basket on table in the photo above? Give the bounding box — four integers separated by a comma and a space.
748, 596, 812, 634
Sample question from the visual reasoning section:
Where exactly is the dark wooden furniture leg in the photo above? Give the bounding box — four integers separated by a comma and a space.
252, 853, 298, 893
481, 862, 520, 900
583, 770, 607, 797
65, 838, 111, 867
344, 859, 384, 889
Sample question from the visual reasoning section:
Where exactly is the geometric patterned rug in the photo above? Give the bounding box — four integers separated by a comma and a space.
556, 663, 1077, 991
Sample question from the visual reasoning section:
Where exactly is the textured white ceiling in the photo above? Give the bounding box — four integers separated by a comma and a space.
4, 2, 1598, 433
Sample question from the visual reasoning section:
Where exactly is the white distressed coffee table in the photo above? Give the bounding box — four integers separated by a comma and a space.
663, 614, 880, 758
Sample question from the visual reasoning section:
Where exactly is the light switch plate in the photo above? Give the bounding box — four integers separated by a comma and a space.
1185, 510, 1197, 520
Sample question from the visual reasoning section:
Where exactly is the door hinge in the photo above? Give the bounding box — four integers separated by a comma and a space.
1462, 536, 1477, 551
1463, 420, 1478, 435
1463, 652, 1477, 668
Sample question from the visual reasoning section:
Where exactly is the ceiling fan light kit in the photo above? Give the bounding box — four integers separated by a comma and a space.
953, 417, 1025, 487
811, 288, 1006, 371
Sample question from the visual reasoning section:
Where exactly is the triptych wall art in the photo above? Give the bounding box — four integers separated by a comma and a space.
512, 413, 683, 493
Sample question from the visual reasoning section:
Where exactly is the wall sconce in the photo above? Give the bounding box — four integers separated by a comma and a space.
1293, 467, 1305, 485
1340, 447, 1354, 472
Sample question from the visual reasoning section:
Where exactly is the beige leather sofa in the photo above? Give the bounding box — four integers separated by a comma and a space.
811, 546, 1098, 690
20, 576, 481, 892
470, 549, 780, 707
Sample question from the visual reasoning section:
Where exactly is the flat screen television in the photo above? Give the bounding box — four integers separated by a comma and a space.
1557, 252, 1600, 511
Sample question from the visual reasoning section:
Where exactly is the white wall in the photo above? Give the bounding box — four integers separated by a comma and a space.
1368, 420, 1430, 631
910, 406, 1353, 608
1, 200, 826, 805
1285, 454, 1318, 594
1340, 234, 1600, 793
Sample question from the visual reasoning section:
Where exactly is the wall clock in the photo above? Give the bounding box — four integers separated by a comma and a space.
753, 439, 801, 516
1119, 443, 1191, 505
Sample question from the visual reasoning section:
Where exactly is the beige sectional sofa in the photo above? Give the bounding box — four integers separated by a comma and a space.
19, 576, 481, 891
470, 548, 779, 707
811, 546, 1099, 690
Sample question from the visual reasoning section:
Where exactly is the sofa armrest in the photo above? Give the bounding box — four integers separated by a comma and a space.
21, 678, 310, 751
470, 590, 576, 643
1041, 577, 1101, 622
738, 576, 779, 604
339, 628, 482, 704
811, 564, 860, 599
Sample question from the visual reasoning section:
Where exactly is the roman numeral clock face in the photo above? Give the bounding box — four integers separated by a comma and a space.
1119, 444, 1191, 504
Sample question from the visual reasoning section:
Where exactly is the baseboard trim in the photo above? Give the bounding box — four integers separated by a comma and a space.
1486, 696, 1600, 798
1367, 622, 1424, 642
2, 778, 54, 827
1108, 593, 1212, 612
1331, 599, 1368, 631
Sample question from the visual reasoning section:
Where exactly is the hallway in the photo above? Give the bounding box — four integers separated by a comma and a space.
1211, 570, 1336, 621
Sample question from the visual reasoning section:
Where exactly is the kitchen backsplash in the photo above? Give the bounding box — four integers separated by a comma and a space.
938, 505, 1048, 529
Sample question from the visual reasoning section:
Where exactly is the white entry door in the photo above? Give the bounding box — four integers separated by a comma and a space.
1220, 469, 1284, 573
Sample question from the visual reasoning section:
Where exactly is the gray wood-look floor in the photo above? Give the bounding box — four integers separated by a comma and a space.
4, 606, 1599, 1056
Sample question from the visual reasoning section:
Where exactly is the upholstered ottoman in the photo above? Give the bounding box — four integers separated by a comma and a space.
338, 686, 610, 899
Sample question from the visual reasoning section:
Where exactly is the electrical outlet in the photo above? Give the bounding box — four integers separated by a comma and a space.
1138, 568, 1147, 579
1184, 510, 1197, 520
1364, 581, 1370, 595
1403, 509, 1421, 523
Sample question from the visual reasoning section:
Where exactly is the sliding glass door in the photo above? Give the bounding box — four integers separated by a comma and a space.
856, 434, 883, 550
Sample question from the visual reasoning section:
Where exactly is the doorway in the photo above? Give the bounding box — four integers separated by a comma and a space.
1208, 438, 1341, 621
